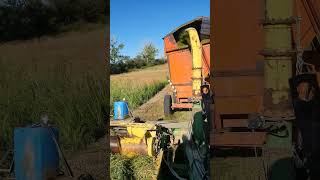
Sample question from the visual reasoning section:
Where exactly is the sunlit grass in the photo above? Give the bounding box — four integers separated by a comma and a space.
110, 80, 167, 112
110, 64, 168, 113
0, 59, 108, 151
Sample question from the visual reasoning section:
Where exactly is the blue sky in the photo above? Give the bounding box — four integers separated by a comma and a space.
110, 0, 209, 58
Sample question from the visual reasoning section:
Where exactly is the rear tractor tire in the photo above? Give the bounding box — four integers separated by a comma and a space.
164, 95, 173, 116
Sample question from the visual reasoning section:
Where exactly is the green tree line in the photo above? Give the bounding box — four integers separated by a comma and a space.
110, 37, 166, 74
0, 0, 107, 41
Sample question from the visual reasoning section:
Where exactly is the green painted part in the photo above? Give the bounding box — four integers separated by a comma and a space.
192, 111, 205, 144
192, 103, 202, 110
265, 122, 294, 180
267, 155, 295, 180
266, 0, 293, 19
264, 25, 292, 50
266, 121, 292, 149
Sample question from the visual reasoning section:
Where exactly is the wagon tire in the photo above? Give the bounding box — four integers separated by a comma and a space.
164, 95, 173, 116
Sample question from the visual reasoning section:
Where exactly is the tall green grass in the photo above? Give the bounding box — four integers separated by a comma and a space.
0, 58, 108, 151
110, 80, 167, 112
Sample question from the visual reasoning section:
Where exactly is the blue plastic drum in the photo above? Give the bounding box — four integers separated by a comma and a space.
113, 101, 129, 120
14, 127, 59, 180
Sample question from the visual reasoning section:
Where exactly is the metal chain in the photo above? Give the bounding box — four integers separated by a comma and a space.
296, 16, 305, 75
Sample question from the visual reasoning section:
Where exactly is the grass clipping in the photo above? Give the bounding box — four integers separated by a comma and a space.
176, 30, 210, 48
111, 153, 156, 180
176, 31, 190, 48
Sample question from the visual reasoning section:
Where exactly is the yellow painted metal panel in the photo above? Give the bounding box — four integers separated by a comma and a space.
266, 0, 293, 19
186, 27, 202, 96
120, 136, 142, 144
264, 57, 292, 104
146, 137, 155, 157
126, 124, 155, 138
264, 25, 292, 51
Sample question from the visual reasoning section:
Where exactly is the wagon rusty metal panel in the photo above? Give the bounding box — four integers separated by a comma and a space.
214, 96, 263, 129
164, 17, 210, 105
167, 48, 193, 99
210, 0, 268, 148
163, 34, 178, 53
211, 132, 267, 147
210, 0, 320, 148
294, 0, 320, 49
166, 44, 210, 101
202, 42, 210, 77
211, 0, 265, 123
211, 0, 264, 71
167, 48, 192, 83
213, 76, 264, 97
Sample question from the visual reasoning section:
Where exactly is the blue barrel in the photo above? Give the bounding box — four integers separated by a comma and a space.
113, 101, 129, 120
14, 127, 59, 180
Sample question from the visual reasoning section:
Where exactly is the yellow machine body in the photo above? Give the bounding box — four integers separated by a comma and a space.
110, 121, 157, 158
185, 27, 203, 97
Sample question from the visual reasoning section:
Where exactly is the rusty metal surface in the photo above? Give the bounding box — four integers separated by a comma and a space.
214, 76, 264, 97
110, 135, 149, 156
202, 43, 210, 77
164, 17, 210, 107
209, 0, 320, 132
210, 0, 320, 110
211, 132, 267, 147
222, 119, 248, 128
163, 34, 178, 53
110, 136, 120, 153
211, 0, 265, 134
166, 44, 210, 102
294, 0, 320, 49
211, 0, 264, 71
120, 142, 148, 156
163, 16, 209, 40
167, 49, 192, 98
214, 96, 262, 129
262, 17, 297, 25
260, 49, 296, 56
212, 70, 264, 77
171, 103, 193, 109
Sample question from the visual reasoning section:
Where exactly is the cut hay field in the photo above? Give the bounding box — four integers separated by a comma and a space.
0, 26, 108, 151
